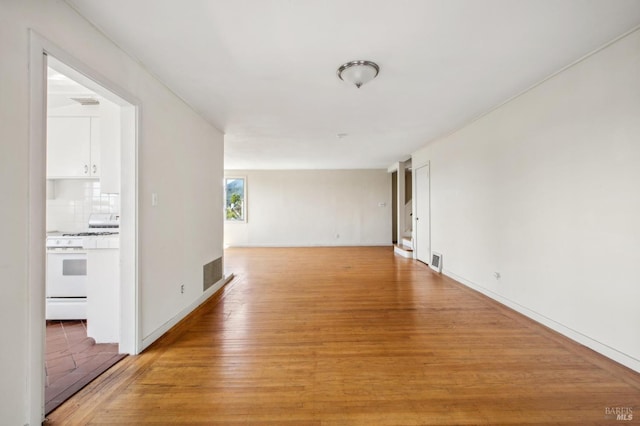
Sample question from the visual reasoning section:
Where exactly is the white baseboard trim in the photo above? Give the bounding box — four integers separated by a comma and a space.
225, 242, 392, 248
141, 273, 234, 351
443, 269, 640, 373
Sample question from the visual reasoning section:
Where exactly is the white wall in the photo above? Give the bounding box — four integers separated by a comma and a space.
412, 29, 640, 371
0, 1, 223, 424
224, 170, 391, 247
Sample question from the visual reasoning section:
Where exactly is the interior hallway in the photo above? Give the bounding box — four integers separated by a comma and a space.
46, 247, 640, 424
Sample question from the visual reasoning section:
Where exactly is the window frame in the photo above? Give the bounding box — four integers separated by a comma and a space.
224, 176, 247, 223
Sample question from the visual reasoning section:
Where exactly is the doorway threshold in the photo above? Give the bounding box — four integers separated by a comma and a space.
45, 320, 126, 415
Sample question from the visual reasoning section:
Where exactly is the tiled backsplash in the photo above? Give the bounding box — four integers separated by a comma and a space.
47, 180, 119, 232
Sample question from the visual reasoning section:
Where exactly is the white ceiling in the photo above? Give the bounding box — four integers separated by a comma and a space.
67, 0, 640, 169
47, 67, 98, 109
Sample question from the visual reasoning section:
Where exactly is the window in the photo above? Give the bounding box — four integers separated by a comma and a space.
225, 177, 246, 222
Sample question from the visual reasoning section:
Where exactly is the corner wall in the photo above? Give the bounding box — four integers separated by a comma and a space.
224, 170, 391, 247
0, 1, 223, 423
412, 29, 640, 371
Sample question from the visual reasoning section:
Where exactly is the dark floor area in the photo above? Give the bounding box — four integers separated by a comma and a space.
45, 320, 126, 415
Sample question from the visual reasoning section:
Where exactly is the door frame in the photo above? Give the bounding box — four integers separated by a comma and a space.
28, 31, 141, 424
414, 162, 430, 264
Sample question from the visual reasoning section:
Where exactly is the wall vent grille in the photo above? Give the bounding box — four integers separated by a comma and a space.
430, 252, 442, 273
203, 257, 223, 291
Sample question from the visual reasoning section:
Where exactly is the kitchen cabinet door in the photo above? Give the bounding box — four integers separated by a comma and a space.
47, 117, 92, 178
90, 117, 101, 177
47, 116, 101, 178
98, 100, 121, 193
86, 248, 119, 343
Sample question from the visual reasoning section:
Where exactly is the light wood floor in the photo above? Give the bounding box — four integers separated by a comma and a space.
47, 247, 640, 425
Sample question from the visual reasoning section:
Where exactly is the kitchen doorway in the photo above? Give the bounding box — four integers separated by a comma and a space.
28, 33, 139, 423
44, 58, 127, 414
414, 163, 430, 264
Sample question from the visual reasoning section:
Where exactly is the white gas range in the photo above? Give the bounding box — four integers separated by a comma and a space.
46, 213, 120, 320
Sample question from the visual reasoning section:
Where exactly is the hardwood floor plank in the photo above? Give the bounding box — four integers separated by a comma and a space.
46, 247, 640, 425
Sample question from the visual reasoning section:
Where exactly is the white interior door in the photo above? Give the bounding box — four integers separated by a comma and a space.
415, 164, 430, 264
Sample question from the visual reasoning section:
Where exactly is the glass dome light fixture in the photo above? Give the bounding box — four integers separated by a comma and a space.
337, 60, 379, 88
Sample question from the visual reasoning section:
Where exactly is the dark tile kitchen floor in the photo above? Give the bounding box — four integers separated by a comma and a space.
45, 320, 126, 415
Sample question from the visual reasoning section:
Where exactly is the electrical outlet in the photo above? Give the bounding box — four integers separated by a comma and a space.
180, 284, 185, 294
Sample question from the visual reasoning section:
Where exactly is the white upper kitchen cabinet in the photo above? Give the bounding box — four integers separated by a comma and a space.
90, 117, 101, 177
47, 116, 100, 178
98, 98, 121, 194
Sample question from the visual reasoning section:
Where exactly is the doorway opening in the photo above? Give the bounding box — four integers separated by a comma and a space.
391, 171, 397, 244
44, 57, 136, 413
414, 163, 430, 264
392, 161, 414, 258
29, 33, 139, 423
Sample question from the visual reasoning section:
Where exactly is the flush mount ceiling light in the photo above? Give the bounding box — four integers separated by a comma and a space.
337, 60, 379, 88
